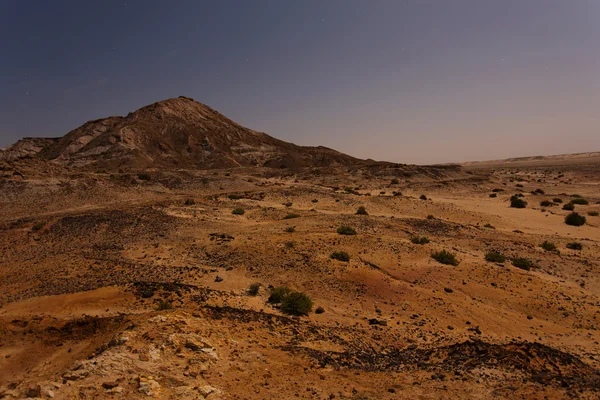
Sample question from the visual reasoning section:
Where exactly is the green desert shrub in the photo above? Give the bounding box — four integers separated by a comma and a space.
284, 226, 296, 233
489, 193, 497, 198
337, 226, 357, 235
283, 213, 300, 219
268, 286, 292, 304
533, 188, 545, 194
540, 200, 552, 207
492, 188, 504, 193
510, 196, 527, 208
315, 306, 325, 314
553, 198, 563, 203
356, 206, 368, 215
391, 178, 399, 184
565, 212, 586, 226
184, 199, 196, 206
248, 283, 261, 296
570, 198, 588, 205
562, 203, 575, 211
485, 251, 506, 263
587, 211, 599, 217
330, 251, 350, 262
512, 258, 533, 271
419, 194, 428, 200
427, 215, 435, 220
31, 221, 46, 232
515, 183, 524, 188
540, 241, 557, 251
232, 207, 245, 215
431, 250, 459, 266
156, 299, 173, 311
566, 242, 583, 250
280, 291, 313, 316
411, 235, 430, 245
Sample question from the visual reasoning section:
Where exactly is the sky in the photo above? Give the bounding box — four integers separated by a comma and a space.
1, 0, 599, 164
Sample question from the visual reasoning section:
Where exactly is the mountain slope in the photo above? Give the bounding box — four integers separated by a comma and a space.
4, 97, 366, 171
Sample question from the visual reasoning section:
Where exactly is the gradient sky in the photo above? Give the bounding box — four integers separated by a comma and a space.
1, 0, 599, 164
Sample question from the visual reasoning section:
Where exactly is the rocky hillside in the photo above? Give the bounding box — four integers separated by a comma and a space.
2, 97, 372, 171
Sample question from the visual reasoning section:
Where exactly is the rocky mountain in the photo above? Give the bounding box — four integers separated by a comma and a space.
2, 97, 371, 171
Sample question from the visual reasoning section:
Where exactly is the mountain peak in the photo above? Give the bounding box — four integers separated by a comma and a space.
2, 97, 362, 171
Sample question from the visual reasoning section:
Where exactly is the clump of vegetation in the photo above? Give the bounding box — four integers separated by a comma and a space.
356, 206, 368, 215
562, 203, 575, 211
588, 211, 599, 217
311, 199, 319, 203
315, 306, 325, 314
485, 251, 506, 263
138, 173, 151, 181
391, 178, 399, 184
283, 201, 293, 207
248, 283, 261, 296
337, 226, 357, 235
156, 299, 173, 311
426, 214, 435, 220
184, 199, 196, 206
565, 212, 586, 226
489, 193, 497, 198
31, 221, 46, 232
483, 223, 495, 229
284, 226, 296, 233
492, 188, 505, 193
281, 291, 313, 316
431, 250, 459, 266
540, 241, 557, 252
553, 198, 563, 203
232, 207, 245, 215
512, 258, 533, 271
283, 241, 295, 249
566, 242, 583, 250
283, 213, 300, 219
411, 235, 430, 245
330, 251, 350, 262
228, 194, 242, 200
515, 183, 524, 188
570, 198, 589, 205
510, 196, 527, 208
419, 194, 428, 200
268, 286, 292, 304
540, 200, 552, 207
533, 188, 545, 194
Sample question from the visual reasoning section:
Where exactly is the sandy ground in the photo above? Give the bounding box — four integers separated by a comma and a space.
0, 162, 599, 399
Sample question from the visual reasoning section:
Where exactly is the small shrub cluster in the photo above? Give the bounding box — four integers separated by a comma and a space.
283, 213, 300, 219
587, 211, 599, 217
540, 200, 552, 207
512, 258, 533, 271
268, 287, 313, 316
485, 251, 506, 263
570, 198, 588, 205
566, 242, 583, 250
431, 250, 459, 266
337, 226, 357, 235
553, 198, 563, 204
356, 206, 368, 215
330, 251, 350, 262
419, 194, 428, 200
510, 196, 527, 208
232, 207, 245, 215
391, 178, 399, 184
562, 203, 575, 211
156, 299, 173, 311
565, 212, 586, 226
540, 241, 557, 252
284, 226, 296, 233
248, 283, 261, 296
411, 235, 430, 245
